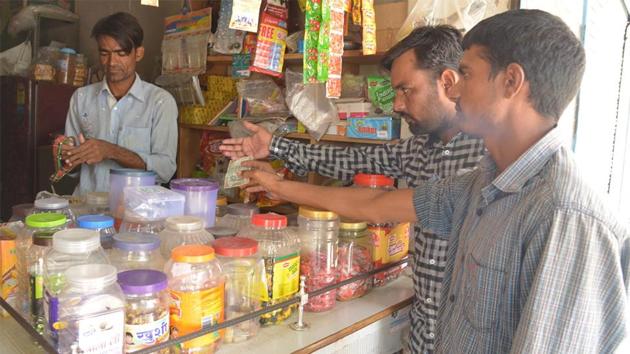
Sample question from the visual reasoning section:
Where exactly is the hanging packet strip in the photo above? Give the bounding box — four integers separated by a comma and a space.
316, 0, 331, 82
352, 0, 362, 26
250, 11, 288, 77
362, 0, 376, 55
326, 0, 345, 98
229, 0, 263, 33
215, 0, 247, 54
304, 0, 322, 83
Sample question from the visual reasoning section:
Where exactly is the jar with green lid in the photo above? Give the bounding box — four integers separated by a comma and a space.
26, 232, 54, 333
297, 206, 339, 312
30, 197, 76, 227
337, 220, 373, 301
238, 213, 300, 326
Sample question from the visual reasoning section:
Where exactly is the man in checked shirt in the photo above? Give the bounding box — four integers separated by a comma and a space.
220, 26, 485, 353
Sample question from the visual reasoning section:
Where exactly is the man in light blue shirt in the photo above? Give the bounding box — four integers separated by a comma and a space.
62, 12, 177, 195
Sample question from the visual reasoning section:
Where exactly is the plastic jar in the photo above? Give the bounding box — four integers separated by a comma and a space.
170, 178, 220, 228
217, 203, 259, 232
207, 226, 238, 239
72, 53, 87, 87
165, 245, 224, 353
109, 169, 157, 222
56, 48, 76, 85
297, 206, 339, 312
43, 229, 110, 340
213, 237, 262, 343
30, 197, 76, 226
111, 232, 164, 271
120, 209, 166, 235
215, 196, 228, 221
118, 270, 170, 353
9, 203, 33, 222
337, 220, 373, 301
84, 191, 110, 215
239, 213, 300, 326
26, 232, 54, 334
77, 214, 117, 249
56, 264, 125, 353
158, 216, 215, 259
31, 46, 58, 81
353, 174, 409, 287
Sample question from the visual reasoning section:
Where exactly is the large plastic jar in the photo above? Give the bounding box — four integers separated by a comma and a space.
217, 203, 259, 233
213, 237, 262, 343
31, 46, 58, 81
72, 53, 87, 87
77, 214, 117, 249
353, 174, 409, 287
56, 47, 76, 85
111, 232, 164, 271
119, 209, 166, 235
165, 245, 224, 353
207, 226, 238, 239
43, 229, 110, 340
26, 232, 54, 334
84, 191, 110, 215
297, 206, 339, 312
117, 270, 170, 353
109, 169, 157, 222
30, 197, 76, 226
337, 220, 373, 301
239, 213, 300, 326
170, 178, 220, 228
158, 216, 215, 259
17, 214, 67, 316
56, 264, 125, 353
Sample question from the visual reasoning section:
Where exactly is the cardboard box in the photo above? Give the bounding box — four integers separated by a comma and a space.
336, 101, 372, 120
0, 228, 17, 317
347, 116, 401, 140
375, 0, 408, 52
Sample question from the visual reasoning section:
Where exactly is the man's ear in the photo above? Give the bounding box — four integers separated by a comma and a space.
503, 63, 525, 99
135, 46, 145, 62
440, 68, 459, 98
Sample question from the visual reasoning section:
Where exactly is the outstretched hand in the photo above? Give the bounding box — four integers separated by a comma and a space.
219, 121, 273, 160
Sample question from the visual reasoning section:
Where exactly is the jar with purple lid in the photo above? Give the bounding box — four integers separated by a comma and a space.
170, 178, 219, 228
111, 232, 164, 272
117, 269, 170, 353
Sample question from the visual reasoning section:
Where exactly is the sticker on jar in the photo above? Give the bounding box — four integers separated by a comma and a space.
125, 314, 169, 351
271, 253, 299, 300
44, 290, 59, 333
76, 309, 125, 353
169, 286, 224, 349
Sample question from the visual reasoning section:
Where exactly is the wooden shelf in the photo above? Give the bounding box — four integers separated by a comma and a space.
207, 50, 385, 65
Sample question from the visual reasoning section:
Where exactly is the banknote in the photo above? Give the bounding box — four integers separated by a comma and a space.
224, 156, 253, 189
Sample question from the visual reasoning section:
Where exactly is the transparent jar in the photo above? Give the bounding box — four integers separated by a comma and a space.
217, 203, 259, 233
56, 264, 125, 353
117, 269, 170, 353
26, 233, 53, 334
84, 191, 110, 215
207, 226, 238, 239
158, 216, 215, 259
165, 245, 224, 353
56, 47, 76, 85
17, 214, 67, 316
120, 210, 166, 235
30, 197, 76, 226
43, 229, 110, 340
297, 206, 339, 312
213, 237, 262, 343
31, 46, 58, 81
72, 53, 87, 87
9, 203, 33, 222
77, 214, 117, 249
215, 196, 228, 222
353, 174, 409, 287
239, 213, 300, 326
170, 178, 220, 228
111, 232, 164, 272
337, 220, 373, 301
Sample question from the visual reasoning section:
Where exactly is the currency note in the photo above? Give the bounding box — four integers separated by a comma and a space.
224, 156, 254, 189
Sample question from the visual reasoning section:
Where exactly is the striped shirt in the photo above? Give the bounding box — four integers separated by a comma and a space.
413, 128, 630, 353
270, 133, 485, 353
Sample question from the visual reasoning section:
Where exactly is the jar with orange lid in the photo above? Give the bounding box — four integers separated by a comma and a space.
165, 245, 224, 353
238, 213, 299, 326
353, 174, 410, 287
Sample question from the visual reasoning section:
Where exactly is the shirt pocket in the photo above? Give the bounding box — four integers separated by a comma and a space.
118, 126, 151, 153
463, 252, 505, 331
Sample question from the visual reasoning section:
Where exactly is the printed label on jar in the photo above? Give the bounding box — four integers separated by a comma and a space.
271, 253, 299, 300
169, 286, 224, 349
368, 226, 390, 263
44, 290, 59, 333
383, 223, 410, 263
29, 274, 44, 315
76, 309, 124, 353
125, 314, 169, 351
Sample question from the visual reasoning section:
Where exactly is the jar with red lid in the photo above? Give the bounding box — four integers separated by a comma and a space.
238, 213, 299, 326
213, 237, 263, 343
353, 174, 410, 287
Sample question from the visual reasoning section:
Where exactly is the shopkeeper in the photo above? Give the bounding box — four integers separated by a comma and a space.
60, 12, 177, 195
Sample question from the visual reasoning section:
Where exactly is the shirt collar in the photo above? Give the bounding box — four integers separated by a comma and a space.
97, 73, 145, 102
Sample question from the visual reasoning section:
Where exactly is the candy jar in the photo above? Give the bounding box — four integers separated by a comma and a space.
337, 220, 373, 301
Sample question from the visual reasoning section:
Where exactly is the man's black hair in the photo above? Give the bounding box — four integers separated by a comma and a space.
381, 25, 463, 79
462, 9, 586, 120
91, 12, 143, 53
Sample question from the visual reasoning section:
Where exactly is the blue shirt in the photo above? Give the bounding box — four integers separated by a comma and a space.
413, 128, 629, 353
65, 74, 178, 195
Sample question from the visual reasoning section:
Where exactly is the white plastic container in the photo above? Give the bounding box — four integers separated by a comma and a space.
123, 185, 185, 221
109, 169, 156, 221
170, 178, 220, 228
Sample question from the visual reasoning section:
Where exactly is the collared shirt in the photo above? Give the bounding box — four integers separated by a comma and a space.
270, 133, 485, 353
413, 128, 630, 353
65, 74, 178, 195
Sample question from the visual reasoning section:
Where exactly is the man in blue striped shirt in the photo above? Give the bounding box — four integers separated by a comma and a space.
242, 9, 629, 353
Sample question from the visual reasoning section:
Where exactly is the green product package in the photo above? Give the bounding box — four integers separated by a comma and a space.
303, 0, 322, 83
367, 76, 395, 114
316, 0, 331, 82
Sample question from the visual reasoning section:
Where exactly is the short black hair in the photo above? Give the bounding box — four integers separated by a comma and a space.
381, 25, 463, 79
462, 9, 585, 120
91, 12, 143, 54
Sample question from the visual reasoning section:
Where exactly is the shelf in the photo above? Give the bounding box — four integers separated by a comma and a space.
178, 123, 399, 145
207, 50, 385, 65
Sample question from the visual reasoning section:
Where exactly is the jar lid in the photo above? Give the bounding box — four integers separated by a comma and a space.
60, 48, 76, 55
112, 232, 160, 251
207, 226, 237, 238
110, 168, 156, 177
298, 206, 338, 221
65, 264, 117, 289
251, 213, 287, 228
171, 244, 215, 263
77, 215, 114, 229
170, 178, 219, 191
34, 197, 69, 210
226, 203, 259, 217
216, 196, 228, 206
213, 237, 258, 257
85, 192, 108, 206
353, 173, 394, 187
118, 269, 167, 294
339, 219, 368, 231
166, 216, 204, 232
33, 234, 53, 246
25, 213, 67, 228
52, 229, 101, 253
